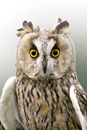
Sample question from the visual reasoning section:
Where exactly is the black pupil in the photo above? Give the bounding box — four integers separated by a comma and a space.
53, 50, 58, 55
32, 51, 36, 55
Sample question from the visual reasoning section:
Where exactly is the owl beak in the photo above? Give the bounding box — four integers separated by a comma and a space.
42, 60, 47, 74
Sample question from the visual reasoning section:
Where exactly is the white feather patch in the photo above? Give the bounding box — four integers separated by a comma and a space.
0, 77, 26, 130
70, 85, 87, 130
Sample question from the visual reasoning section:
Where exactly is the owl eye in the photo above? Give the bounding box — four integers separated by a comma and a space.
29, 49, 38, 58
51, 48, 60, 58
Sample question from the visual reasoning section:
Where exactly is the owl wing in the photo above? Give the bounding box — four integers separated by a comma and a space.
70, 84, 87, 130
0, 77, 25, 130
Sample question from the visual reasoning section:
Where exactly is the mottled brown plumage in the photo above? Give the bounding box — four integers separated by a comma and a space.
16, 71, 81, 130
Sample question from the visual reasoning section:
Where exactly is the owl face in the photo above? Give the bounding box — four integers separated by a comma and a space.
16, 20, 75, 80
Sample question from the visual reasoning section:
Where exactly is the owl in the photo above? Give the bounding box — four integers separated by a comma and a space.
0, 18, 87, 130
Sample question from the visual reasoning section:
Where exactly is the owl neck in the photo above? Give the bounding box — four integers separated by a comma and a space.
16, 70, 78, 94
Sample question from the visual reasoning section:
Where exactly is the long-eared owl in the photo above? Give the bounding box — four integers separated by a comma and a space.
0, 18, 87, 130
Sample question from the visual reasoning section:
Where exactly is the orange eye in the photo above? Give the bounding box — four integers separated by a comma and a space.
51, 49, 60, 58
30, 49, 38, 58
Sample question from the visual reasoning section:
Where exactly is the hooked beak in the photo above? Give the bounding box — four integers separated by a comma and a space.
42, 60, 47, 74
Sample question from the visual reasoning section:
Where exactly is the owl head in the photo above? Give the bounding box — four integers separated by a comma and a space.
16, 18, 76, 80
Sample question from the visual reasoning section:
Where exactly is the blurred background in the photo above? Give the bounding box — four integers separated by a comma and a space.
0, 0, 87, 94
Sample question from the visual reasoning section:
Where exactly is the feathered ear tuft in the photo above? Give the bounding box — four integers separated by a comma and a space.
58, 18, 62, 23
51, 18, 69, 35
23, 21, 28, 28
55, 20, 69, 34
17, 21, 39, 37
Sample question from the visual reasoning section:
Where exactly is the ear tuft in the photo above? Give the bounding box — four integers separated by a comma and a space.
17, 21, 39, 37
56, 20, 69, 34
58, 18, 62, 23
51, 19, 69, 35
28, 22, 33, 31
23, 21, 28, 28
17, 28, 24, 31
